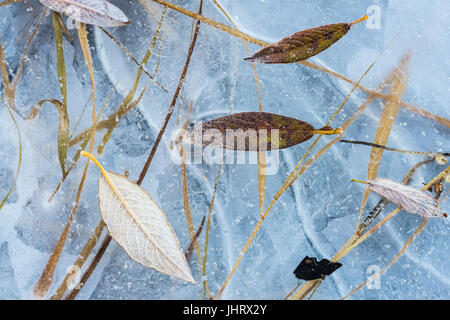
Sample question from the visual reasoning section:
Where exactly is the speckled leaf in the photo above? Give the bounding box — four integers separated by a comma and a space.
181, 112, 341, 151
39, 0, 130, 27
245, 16, 367, 64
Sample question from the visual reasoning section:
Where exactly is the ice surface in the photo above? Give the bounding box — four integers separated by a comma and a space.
0, 0, 449, 300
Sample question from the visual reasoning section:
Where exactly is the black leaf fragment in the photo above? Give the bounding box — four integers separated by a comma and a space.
293, 256, 342, 281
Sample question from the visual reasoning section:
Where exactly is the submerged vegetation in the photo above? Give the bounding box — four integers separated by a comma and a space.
0, 0, 448, 300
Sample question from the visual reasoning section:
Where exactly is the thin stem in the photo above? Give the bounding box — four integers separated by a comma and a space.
98, 27, 167, 92
65, 234, 112, 300
307, 280, 323, 300
50, 220, 105, 300
284, 282, 301, 300
340, 140, 448, 158
136, 0, 203, 185
351, 179, 370, 185
178, 101, 204, 267
185, 216, 206, 261
0, 0, 23, 8
202, 162, 222, 300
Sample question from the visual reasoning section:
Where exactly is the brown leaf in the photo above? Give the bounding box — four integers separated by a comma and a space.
39, 0, 130, 27
181, 112, 341, 151
244, 15, 367, 64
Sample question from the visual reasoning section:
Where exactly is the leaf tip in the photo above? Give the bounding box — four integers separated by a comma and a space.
186, 275, 196, 284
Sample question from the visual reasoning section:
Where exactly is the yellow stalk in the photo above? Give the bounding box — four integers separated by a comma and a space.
351, 179, 370, 185
81, 151, 108, 177
350, 15, 369, 26
311, 128, 343, 135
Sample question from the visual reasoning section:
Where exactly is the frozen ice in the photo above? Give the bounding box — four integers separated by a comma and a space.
0, 0, 449, 300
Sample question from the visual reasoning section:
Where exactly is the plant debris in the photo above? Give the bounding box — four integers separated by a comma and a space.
293, 256, 342, 281
82, 151, 195, 283
39, 0, 130, 27
244, 15, 368, 64
181, 112, 342, 151
352, 178, 448, 218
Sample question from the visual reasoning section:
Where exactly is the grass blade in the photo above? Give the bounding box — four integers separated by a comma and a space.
26, 99, 69, 178
356, 53, 410, 232
0, 0, 22, 8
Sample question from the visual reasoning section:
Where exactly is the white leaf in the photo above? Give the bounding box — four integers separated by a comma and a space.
98, 171, 195, 283
39, 0, 130, 27
367, 178, 446, 218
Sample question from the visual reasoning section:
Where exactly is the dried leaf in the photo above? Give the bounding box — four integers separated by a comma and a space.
244, 15, 368, 64
81, 152, 195, 283
293, 256, 342, 281
39, 0, 130, 27
27, 99, 69, 178
355, 178, 447, 218
181, 112, 342, 151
